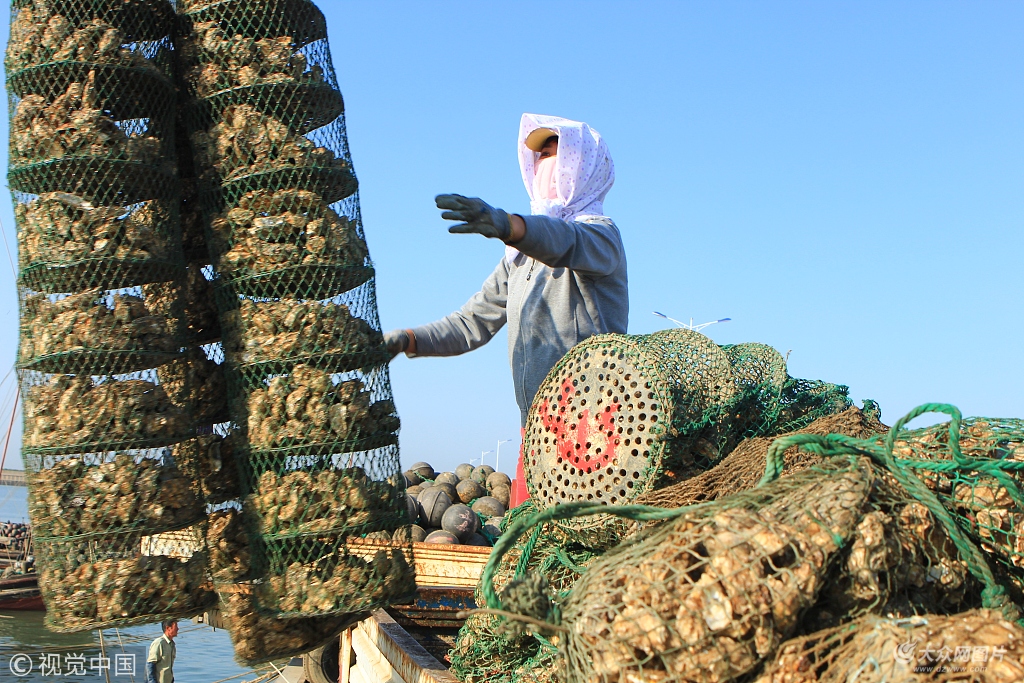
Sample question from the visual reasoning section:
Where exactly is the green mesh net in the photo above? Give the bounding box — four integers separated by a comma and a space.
450, 501, 600, 683
8, 0, 182, 294
885, 414, 1024, 576
173, 0, 413, 627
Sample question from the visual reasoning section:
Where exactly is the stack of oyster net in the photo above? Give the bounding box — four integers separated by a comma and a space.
7, 0, 230, 632
175, 0, 412, 665
459, 398, 1024, 683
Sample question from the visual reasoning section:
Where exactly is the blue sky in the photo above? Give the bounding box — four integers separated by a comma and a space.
0, 1, 1021, 494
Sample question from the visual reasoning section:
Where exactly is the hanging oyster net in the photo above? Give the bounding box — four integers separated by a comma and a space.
7, 1, 183, 294
754, 609, 1024, 683
34, 523, 213, 632
451, 501, 601, 683
174, 0, 413, 621
205, 506, 371, 665
17, 283, 188, 375
637, 405, 887, 509
882, 409, 1024, 575
24, 434, 214, 632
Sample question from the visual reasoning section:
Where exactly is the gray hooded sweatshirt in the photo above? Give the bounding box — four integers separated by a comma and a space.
410, 213, 628, 426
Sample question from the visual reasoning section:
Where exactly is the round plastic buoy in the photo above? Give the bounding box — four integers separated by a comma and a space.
434, 482, 459, 503
418, 480, 435, 489
441, 504, 481, 542
404, 470, 422, 487
465, 533, 491, 547
410, 462, 436, 481
435, 471, 460, 486
417, 487, 453, 528
455, 463, 474, 480
471, 465, 495, 484
394, 524, 427, 543
490, 484, 511, 508
364, 530, 391, 541
406, 485, 423, 497
405, 495, 419, 523
472, 496, 506, 518
424, 529, 460, 545
456, 478, 486, 504
486, 471, 512, 491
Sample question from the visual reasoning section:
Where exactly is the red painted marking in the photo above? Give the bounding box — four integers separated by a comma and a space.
537, 379, 621, 474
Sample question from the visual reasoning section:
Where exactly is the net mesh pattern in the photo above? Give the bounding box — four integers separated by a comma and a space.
173, 0, 415, 639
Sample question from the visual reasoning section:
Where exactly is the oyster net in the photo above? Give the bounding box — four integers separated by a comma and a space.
754, 609, 1024, 683
174, 0, 412, 622
34, 524, 215, 633
17, 284, 187, 375
451, 501, 600, 683
483, 450, 994, 683
887, 415, 1024, 574
523, 330, 851, 544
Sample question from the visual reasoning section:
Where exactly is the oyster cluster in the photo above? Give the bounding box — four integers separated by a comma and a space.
157, 348, 227, 425
183, 22, 326, 98
24, 376, 191, 449
144, 266, 220, 343
179, 178, 206, 257
206, 508, 250, 582
41, 553, 210, 628
212, 188, 368, 274
17, 193, 171, 266
28, 454, 202, 537
20, 288, 177, 362
11, 75, 163, 166
220, 587, 353, 664
893, 420, 1024, 568
561, 461, 871, 683
247, 467, 398, 536
245, 366, 398, 450
223, 299, 380, 365
257, 546, 414, 615
6, 6, 160, 73
755, 610, 1024, 683
190, 104, 347, 182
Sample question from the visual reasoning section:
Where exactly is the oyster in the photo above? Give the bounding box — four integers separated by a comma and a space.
211, 188, 368, 274
11, 74, 165, 167
41, 552, 211, 629
19, 288, 178, 362
181, 22, 326, 98
255, 545, 414, 616
24, 375, 191, 449
206, 507, 250, 582
16, 193, 171, 266
243, 365, 398, 450
28, 453, 203, 537
190, 104, 346, 182
156, 348, 227, 425
245, 466, 399, 536
222, 298, 380, 365
5, 6, 160, 73
143, 265, 221, 344
193, 433, 241, 504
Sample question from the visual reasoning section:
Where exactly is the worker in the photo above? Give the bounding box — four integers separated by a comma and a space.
385, 113, 628, 506
146, 620, 178, 683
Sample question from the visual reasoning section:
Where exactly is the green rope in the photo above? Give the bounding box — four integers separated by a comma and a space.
760, 402, 1020, 622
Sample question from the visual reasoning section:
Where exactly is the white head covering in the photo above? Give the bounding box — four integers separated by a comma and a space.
506, 113, 615, 264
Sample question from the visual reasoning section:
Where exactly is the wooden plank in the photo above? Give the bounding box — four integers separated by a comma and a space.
357, 610, 459, 683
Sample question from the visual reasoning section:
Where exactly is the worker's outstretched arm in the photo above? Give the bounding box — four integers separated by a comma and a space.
403, 259, 509, 357
512, 214, 624, 278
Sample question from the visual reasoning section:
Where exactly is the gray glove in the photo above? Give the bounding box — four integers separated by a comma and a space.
436, 194, 511, 240
384, 329, 410, 360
